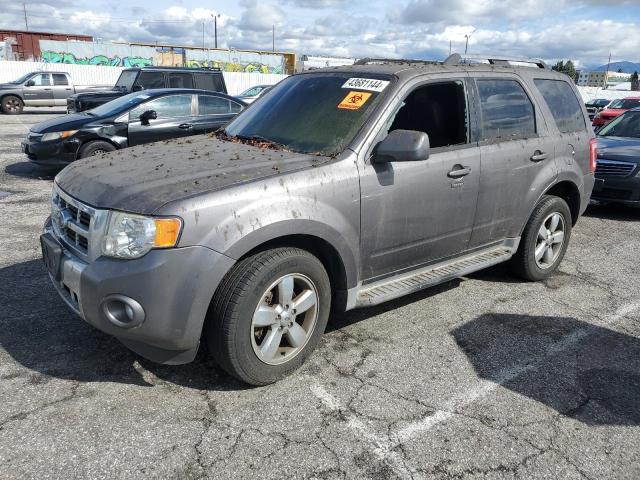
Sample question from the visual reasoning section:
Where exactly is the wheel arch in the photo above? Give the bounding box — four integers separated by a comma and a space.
543, 180, 581, 225
75, 138, 120, 159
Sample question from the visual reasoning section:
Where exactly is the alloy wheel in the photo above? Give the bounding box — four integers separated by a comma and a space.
535, 212, 565, 269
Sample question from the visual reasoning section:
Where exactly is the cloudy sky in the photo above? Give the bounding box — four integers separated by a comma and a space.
1, 0, 639, 67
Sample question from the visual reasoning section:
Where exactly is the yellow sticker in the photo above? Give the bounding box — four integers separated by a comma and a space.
338, 91, 372, 110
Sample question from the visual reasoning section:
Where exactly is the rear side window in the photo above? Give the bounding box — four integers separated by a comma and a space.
168, 73, 194, 88
136, 72, 165, 89
477, 79, 536, 141
198, 95, 231, 115
534, 79, 585, 133
194, 73, 223, 92
52, 74, 69, 86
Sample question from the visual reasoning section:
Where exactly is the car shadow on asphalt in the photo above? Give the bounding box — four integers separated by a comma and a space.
452, 313, 640, 426
584, 204, 639, 221
5, 161, 61, 181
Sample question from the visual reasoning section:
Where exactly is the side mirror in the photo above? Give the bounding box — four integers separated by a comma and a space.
132, 85, 144, 92
25, 80, 35, 87
372, 130, 430, 163
139, 110, 157, 125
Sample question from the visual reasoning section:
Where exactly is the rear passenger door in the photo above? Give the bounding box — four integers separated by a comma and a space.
51, 74, 72, 105
469, 75, 557, 248
192, 95, 243, 134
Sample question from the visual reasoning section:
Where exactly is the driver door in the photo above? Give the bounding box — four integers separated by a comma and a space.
359, 77, 481, 281
127, 94, 196, 146
23, 73, 53, 105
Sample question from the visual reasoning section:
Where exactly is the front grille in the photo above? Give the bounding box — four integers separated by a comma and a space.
595, 159, 636, 177
52, 187, 95, 256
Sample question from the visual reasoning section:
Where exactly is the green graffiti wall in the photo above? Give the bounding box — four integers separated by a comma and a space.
184, 59, 281, 74
41, 51, 152, 67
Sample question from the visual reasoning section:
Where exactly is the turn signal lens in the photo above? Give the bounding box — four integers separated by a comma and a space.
589, 138, 598, 174
153, 218, 182, 248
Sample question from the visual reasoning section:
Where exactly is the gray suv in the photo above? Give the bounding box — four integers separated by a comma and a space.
41, 54, 596, 385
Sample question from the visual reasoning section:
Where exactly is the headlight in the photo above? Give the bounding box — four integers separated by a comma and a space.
101, 212, 182, 259
41, 130, 78, 142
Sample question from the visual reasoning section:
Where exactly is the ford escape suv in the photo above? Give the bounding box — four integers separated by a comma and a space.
42, 54, 596, 385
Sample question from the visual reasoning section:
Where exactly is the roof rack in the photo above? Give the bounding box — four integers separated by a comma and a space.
354, 58, 442, 67
444, 53, 549, 69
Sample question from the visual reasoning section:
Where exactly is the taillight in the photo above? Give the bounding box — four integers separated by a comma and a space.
589, 138, 598, 173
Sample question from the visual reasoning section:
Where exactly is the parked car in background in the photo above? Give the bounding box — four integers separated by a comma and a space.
23, 89, 245, 166
585, 98, 610, 120
592, 97, 640, 129
67, 67, 227, 113
592, 108, 640, 207
236, 84, 273, 103
42, 55, 595, 385
0, 72, 110, 114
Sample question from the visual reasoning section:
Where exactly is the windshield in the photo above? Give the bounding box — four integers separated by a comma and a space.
115, 70, 138, 90
608, 99, 640, 110
10, 73, 35, 84
224, 73, 393, 155
87, 91, 151, 117
598, 110, 640, 138
239, 86, 265, 97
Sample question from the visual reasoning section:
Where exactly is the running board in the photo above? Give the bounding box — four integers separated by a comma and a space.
355, 245, 515, 308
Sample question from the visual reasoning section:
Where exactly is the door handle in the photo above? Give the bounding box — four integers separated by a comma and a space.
44, 88, 52, 91
531, 151, 548, 162
178, 123, 193, 129
448, 165, 472, 178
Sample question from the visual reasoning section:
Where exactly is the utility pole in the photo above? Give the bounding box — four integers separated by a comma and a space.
202, 22, 205, 50
604, 52, 612, 89
212, 14, 220, 49
272, 24, 275, 52
23, 3, 29, 31
464, 34, 471, 54
449, 40, 452, 55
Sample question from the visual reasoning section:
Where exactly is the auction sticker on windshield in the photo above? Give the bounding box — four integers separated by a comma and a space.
338, 91, 373, 110
342, 78, 390, 92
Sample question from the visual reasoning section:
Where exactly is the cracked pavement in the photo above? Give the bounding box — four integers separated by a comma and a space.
1, 111, 640, 479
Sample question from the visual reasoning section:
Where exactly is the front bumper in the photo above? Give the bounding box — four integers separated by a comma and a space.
591, 174, 640, 207
22, 137, 79, 166
43, 220, 236, 364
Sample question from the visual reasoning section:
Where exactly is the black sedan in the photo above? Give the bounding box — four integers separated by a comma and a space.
22, 89, 246, 166
592, 108, 640, 207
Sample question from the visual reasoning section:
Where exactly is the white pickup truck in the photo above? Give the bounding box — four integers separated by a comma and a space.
0, 71, 110, 114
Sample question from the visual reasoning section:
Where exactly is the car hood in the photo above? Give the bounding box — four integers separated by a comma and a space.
599, 108, 625, 117
597, 136, 640, 163
55, 135, 330, 214
0, 83, 16, 90
70, 89, 122, 100
31, 113, 95, 133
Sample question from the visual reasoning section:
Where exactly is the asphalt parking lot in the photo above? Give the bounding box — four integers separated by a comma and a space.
1, 110, 640, 480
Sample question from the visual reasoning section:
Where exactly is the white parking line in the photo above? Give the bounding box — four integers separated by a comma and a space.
310, 301, 640, 477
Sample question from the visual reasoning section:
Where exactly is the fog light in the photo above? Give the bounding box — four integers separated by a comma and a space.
101, 295, 145, 328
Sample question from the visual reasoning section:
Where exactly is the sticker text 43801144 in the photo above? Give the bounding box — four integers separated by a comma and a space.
342, 78, 390, 93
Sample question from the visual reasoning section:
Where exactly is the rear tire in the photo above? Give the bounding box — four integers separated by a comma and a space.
511, 195, 572, 281
78, 140, 116, 158
1, 95, 24, 114
206, 247, 331, 385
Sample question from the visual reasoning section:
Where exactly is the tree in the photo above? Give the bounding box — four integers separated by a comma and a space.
632, 72, 639, 91
552, 60, 578, 82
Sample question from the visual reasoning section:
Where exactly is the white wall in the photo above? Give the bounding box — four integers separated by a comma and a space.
0, 61, 287, 96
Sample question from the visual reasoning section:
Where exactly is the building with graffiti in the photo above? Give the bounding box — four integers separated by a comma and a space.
36, 39, 295, 74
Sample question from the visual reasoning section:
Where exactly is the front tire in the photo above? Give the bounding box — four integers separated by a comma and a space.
511, 195, 572, 281
206, 247, 331, 385
1, 95, 24, 114
78, 140, 116, 158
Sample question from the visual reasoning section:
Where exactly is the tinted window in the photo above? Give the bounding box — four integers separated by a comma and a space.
534, 79, 585, 133
129, 94, 193, 120
198, 95, 231, 115
136, 72, 165, 89
598, 111, 640, 138
115, 70, 138, 89
230, 101, 242, 113
168, 73, 194, 88
477, 79, 536, 141
31, 74, 51, 86
608, 99, 640, 110
240, 86, 263, 97
52, 74, 69, 86
194, 73, 223, 92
